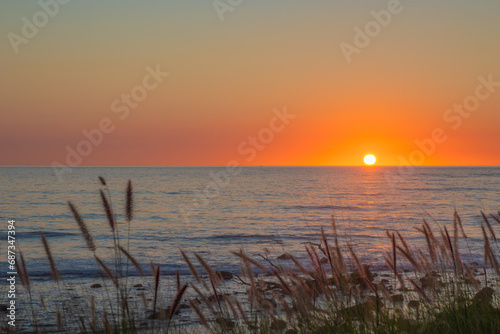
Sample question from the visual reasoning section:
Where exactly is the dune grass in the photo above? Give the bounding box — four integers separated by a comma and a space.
2, 178, 499, 333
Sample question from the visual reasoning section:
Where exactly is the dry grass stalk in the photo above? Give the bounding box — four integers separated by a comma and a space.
348, 244, 376, 294
41, 232, 60, 282
191, 284, 216, 315
454, 209, 467, 238
231, 249, 267, 272
189, 299, 209, 328
444, 226, 457, 273
482, 225, 500, 275
118, 245, 144, 275
126, 180, 133, 222
95, 256, 118, 287
320, 227, 342, 287
181, 250, 201, 283
169, 284, 188, 320
153, 264, 161, 317
99, 190, 115, 231
396, 245, 422, 272
176, 269, 181, 293
194, 253, 220, 286
482, 211, 497, 242
392, 232, 397, 276
98, 176, 107, 186
423, 219, 439, 245
490, 213, 500, 225
68, 201, 96, 252
16, 251, 30, 290
272, 269, 294, 296
422, 223, 437, 263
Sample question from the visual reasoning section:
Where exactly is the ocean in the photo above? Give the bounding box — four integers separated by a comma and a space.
1, 166, 499, 282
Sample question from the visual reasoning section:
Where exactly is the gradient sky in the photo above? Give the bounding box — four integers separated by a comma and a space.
1, 0, 499, 166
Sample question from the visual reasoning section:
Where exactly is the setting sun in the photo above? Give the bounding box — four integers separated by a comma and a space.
364, 154, 376, 165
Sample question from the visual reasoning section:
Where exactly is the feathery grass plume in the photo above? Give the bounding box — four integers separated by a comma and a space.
126, 180, 133, 222
454, 209, 467, 238
348, 244, 376, 294
490, 213, 500, 225
423, 219, 439, 245
16, 250, 31, 290
194, 253, 220, 286
438, 226, 451, 263
181, 250, 201, 283
422, 223, 437, 263
98, 176, 107, 186
481, 211, 497, 242
383, 254, 405, 288
331, 214, 337, 235
452, 221, 463, 273
305, 244, 318, 271
396, 245, 423, 272
189, 299, 209, 328
95, 256, 118, 287
311, 243, 327, 281
40, 232, 60, 282
99, 190, 115, 231
169, 284, 188, 320
190, 284, 210, 306
153, 264, 161, 318
417, 250, 432, 275
176, 269, 181, 293
209, 277, 221, 309
444, 226, 457, 273
453, 216, 459, 252
392, 232, 397, 277
68, 201, 96, 252
481, 224, 491, 267
396, 231, 412, 256
321, 227, 339, 283
334, 237, 347, 273
231, 249, 267, 272
482, 224, 500, 275
118, 245, 144, 275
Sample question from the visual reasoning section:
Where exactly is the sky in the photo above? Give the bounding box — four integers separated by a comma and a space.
1, 0, 499, 166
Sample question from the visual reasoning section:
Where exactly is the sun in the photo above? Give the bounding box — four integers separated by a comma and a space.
364, 154, 376, 165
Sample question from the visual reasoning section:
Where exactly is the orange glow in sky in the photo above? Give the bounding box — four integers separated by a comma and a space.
1, 1, 499, 166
